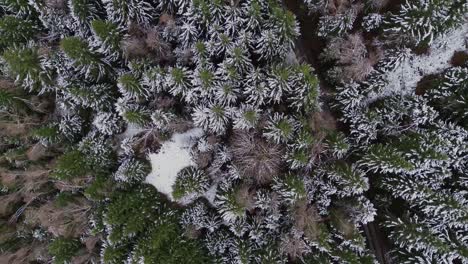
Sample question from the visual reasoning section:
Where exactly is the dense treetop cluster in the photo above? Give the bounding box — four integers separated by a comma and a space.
0, 0, 467, 263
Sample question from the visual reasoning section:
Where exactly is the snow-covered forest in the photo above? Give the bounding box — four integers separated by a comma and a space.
0, 0, 467, 263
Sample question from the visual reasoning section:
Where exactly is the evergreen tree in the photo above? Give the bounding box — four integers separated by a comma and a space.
64, 83, 115, 110
266, 64, 294, 104
2, 44, 53, 92
323, 162, 369, 197
272, 174, 307, 204
166, 66, 192, 98
0, 0, 36, 16
263, 112, 299, 144
385, 0, 468, 46
385, 216, 468, 263
192, 103, 231, 134
244, 68, 268, 106
232, 104, 260, 130
91, 19, 123, 61
425, 66, 468, 128
0, 15, 38, 49
60, 37, 111, 80
114, 158, 150, 184
117, 73, 149, 99
318, 9, 357, 37
103, 0, 153, 26
93, 112, 124, 136
358, 144, 415, 174
216, 183, 253, 223
52, 149, 91, 180
69, 0, 100, 33
100, 185, 210, 263
172, 166, 211, 201
48, 237, 81, 264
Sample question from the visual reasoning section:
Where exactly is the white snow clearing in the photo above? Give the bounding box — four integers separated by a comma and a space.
145, 128, 204, 200
368, 23, 468, 103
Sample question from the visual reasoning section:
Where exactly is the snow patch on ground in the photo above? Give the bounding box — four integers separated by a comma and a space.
145, 128, 204, 200
370, 23, 468, 102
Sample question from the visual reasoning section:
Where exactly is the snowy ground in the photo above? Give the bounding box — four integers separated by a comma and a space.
145, 128, 204, 200
368, 23, 468, 103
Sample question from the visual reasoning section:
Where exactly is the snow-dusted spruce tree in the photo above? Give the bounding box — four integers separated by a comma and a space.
60, 36, 111, 80
384, 0, 468, 47
0, 0, 36, 16
346, 90, 468, 262
305, 0, 363, 38
68, 0, 100, 35
172, 166, 211, 201
0, 15, 38, 48
90, 19, 123, 61
424, 65, 468, 128
113, 157, 150, 185
2, 44, 54, 92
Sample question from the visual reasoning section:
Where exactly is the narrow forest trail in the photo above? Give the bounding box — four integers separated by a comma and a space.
282, 1, 393, 263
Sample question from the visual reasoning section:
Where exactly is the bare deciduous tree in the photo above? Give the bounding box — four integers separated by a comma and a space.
229, 131, 284, 185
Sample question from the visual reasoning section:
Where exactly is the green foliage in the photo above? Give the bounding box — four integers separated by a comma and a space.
1, 145, 28, 167
70, 0, 99, 26
60, 37, 96, 63
0, 0, 35, 15
131, 222, 210, 264
358, 144, 415, 174
2, 45, 49, 91
51, 149, 90, 180
78, 136, 116, 173
325, 161, 368, 196
32, 124, 61, 144
325, 132, 350, 158
54, 192, 77, 208
395, 133, 449, 162
123, 109, 151, 126
66, 83, 115, 110
0, 90, 28, 113
385, 217, 457, 258
104, 185, 164, 244
425, 67, 468, 128
48, 237, 81, 264
91, 19, 122, 46
294, 63, 320, 112
286, 147, 309, 169
0, 222, 23, 253
264, 113, 298, 144
0, 16, 37, 49
114, 158, 150, 185
85, 174, 112, 201
385, 0, 468, 46
60, 37, 109, 79
216, 184, 251, 222
318, 11, 356, 38
273, 174, 306, 203
172, 166, 210, 200
331, 248, 375, 264
270, 6, 299, 43
102, 185, 210, 263
101, 243, 129, 264
118, 73, 147, 99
